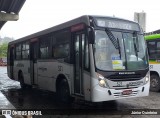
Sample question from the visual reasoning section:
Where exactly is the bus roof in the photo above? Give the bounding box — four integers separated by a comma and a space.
145, 34, 160, 40
9, 15, 139, 45
9, 15, 90, 45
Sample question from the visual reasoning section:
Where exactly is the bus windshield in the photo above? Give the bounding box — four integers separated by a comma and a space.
94, 30, 148, 71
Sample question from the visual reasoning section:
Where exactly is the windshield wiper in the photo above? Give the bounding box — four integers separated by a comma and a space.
117, 38, 121, 59
105, 28, 121, 58
133, 32, 139, 60
133, 31, 139, 52
105, 28, 119, 49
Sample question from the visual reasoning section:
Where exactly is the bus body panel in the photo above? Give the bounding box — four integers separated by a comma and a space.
14, 60, 31, 85
83, 71, 91, 101
145, 34, 160, 91
37, 60, 71, 91
7, 15, 149, 102
149, 59, 160, 72
149, 63, 160, 77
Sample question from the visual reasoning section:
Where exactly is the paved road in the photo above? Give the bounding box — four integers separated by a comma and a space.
0, 67, 160, 118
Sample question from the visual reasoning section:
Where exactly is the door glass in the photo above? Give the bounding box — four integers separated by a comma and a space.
81, 34, 85, 94
74, 33, 85, 95
75, 35, 80, 93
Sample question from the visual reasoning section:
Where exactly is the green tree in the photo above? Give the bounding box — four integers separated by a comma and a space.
0, 43, 8, 57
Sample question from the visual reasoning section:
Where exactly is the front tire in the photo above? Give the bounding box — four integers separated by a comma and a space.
57, 79, 72, 103
150, 74, 160, 92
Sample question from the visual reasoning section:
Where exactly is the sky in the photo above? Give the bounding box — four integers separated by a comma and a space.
1, 0, 160, 39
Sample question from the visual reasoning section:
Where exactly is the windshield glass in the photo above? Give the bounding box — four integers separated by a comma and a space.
94, 30, 148, 71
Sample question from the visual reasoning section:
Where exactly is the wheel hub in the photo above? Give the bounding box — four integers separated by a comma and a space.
151, 78, 158, 88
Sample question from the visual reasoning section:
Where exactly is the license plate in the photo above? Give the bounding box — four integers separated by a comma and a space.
122, 90, 132, 95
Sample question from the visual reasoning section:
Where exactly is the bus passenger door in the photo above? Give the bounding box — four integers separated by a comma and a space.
30, 41, 38, 85
74, 33, 85, 95
10, 47, 14, 79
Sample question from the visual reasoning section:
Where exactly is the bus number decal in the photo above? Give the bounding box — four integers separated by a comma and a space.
58, 66, 63, 71
149, 65, 153, 69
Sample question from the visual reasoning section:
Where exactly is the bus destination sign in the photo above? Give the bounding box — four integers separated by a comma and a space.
94, 18, 139, 31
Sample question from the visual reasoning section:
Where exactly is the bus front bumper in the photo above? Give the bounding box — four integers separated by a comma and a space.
91, 83, 150, 102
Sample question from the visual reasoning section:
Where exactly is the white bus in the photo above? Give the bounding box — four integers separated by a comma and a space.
145, 34, 160, 92
7, 15, 150, 103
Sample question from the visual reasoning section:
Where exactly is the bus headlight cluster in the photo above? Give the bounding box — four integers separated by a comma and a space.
97, 73, 108, 88
144, 72, 150, 84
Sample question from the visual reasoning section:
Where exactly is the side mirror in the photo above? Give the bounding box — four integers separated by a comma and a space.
88, 27, 95, 44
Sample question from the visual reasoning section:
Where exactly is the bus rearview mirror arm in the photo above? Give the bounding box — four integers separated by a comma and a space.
87, 26, 95, 44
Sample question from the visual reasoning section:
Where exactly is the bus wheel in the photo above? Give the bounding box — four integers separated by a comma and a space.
57, 79, 71, 103
150, 74, 160, 92
19, 72, 26, 89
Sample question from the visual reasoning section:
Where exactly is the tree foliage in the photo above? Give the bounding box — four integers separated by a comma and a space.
0, 36, 14, 58
0, 43, 8, 57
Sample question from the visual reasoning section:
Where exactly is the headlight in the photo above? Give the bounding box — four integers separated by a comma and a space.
144, 72, 150, 84
99, 79, 106, 87
97, 73, 108, 88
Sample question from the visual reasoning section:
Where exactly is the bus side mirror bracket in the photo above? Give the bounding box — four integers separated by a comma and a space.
88, 27, 95, 44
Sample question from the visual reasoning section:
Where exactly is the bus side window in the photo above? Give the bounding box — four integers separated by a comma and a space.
15, 44, 22, 60
54, 43, 69, 58
148, 41, 156, 59
52, 36, 56, 58
156, 41, 160, 59
39, 36, 51, 59
22, 42, 30, 59
52, 29, 70, 61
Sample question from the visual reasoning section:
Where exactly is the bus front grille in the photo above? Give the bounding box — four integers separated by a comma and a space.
108, 78, 142, 81
113, 90, 139, 98
107, 74, 142, 81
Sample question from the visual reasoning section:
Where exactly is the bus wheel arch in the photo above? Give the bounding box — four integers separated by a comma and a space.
56, 74, 65, 91
56, 74, 72, 103
150, 71, 160, 92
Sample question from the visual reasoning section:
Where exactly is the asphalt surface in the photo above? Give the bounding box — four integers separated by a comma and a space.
0, 67, 160, 118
